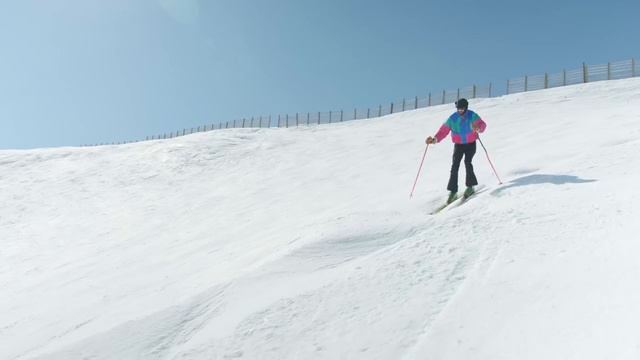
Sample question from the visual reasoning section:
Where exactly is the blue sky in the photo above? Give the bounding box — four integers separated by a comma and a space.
1, 0, 638, 149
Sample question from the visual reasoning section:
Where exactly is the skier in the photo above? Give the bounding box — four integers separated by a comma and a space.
425, 98, 487, 204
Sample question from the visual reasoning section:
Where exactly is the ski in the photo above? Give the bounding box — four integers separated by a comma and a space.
454, 186, 487, 207
430, 195, 459, 214
430, 185, 487, 215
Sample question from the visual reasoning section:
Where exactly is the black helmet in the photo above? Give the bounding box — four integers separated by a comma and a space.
455, 98, 469, 110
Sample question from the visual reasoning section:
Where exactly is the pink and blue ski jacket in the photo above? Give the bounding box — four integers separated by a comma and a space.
434, 110, 487, 144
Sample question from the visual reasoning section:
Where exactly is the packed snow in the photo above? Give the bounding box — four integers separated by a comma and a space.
1, 78, 640, 359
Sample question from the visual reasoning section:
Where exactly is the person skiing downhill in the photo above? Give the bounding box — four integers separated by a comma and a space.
426, 98, 487, 204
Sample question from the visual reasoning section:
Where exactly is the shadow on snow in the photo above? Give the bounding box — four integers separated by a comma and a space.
492, 174, 597, 194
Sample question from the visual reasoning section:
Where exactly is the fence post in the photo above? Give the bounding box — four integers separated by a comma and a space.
251, 117, 254, 127
353, 108, 356, 120
442, 90, 445, 104
472, 85, 476, 98
340, 110, 343, 122
563, 69, 567, 86
278, 115, 281, 127
428, 92, 431, 106
525, 76, 528, 92
414, 96, 418, 109
268, 115, 272, 128
367, 108, 370, 118
241, 119, 245, 128
506, 79, 510, 95
544, 73, 548, 89
390, 102, 394, 114
633, 58, 636, 77
402, 99, 405, 111
583, 62, 588, 83
296, 113, 299, 127
607, 62, 611, 80
317, 112, 320, 125
378, 105, 382, 117
286, 114, 289, 128
307, 112, 310, 125
489, 82, 492, 97
329, 111, 332, 123
457, 88, 460, 100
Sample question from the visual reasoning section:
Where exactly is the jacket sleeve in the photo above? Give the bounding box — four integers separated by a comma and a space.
434, 119, 451, 143
472, 113, 487, 133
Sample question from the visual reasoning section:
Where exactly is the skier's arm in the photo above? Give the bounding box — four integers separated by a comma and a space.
434, 122, 451, 143
471, 114, 487, 133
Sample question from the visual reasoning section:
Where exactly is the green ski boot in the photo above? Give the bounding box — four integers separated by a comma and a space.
463, 186, 475, 199
447, 191, 458, 204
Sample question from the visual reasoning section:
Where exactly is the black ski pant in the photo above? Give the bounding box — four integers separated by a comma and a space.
447, 142, 478, 193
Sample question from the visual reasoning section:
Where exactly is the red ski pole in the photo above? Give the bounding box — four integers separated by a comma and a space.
409, 144, 430, 199
477, 136, 503, 185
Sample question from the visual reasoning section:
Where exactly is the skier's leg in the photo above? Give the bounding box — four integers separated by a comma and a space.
447, 144, 464, 193
464, 142, 478, 187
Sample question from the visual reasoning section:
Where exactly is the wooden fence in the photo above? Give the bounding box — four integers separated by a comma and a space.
507, 59, 637, 94
87, 57, 638, 146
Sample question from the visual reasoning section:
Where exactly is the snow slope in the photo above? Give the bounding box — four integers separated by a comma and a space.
2, 78, 640, 359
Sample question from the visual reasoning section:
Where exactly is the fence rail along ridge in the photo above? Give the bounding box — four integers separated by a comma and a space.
87, 57, 639, 146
